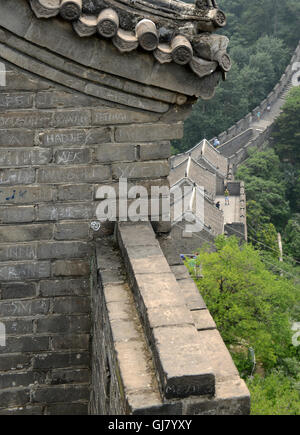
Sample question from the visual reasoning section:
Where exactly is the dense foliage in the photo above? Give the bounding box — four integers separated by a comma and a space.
187, 236, 300, 415
173, 0, 299, 153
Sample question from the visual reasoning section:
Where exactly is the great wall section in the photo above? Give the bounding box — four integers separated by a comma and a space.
0, 0, 297, 417
212, 40, 300, 169
168, 38, 300, 248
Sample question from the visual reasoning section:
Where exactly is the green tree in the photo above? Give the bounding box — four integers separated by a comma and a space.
187, 236, 298, 372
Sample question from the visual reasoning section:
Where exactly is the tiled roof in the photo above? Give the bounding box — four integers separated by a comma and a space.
29, 0, 231, 81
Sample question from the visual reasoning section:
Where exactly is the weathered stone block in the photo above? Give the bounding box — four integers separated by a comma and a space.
191, 309, 217, 331
37, 203, 95, 221
0, 93, 34, 110
35, 316, 90, 334
0, 299, 49, 317
54, 148, 91, 165
152, 325, 215, 399
0, 206, 35, 223
38, 127, 112, 147
36, 91, 100, 109
32, 352, 89, 370
0, 168, 35, 185
92, 108, 159, 126
0, 282, 36, 299
0, 336, 49, 354
52, 260, 90, 277
54, 222, 90, 240
139, 142, 171, 161
115, 123, 183, 142
57, 185, 93, 202
95, 143, 136, 163
40, 279, 89, 297
52, 297, 90, 314
37, 241, 90, 260
0, 224, 53, 242
0, 261, 51, 281
0, 186, 53, 204
37, 165, 111, 183
31, 386, 90, 404
51, 334, 89, 351
0, 145, 48, 169
0, 129, 34, 146
112, 161, 169, 180
0, 243, 36, 261
0, 354, 31, 371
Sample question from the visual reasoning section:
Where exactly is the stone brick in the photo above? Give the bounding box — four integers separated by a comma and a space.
191, 309, 217, 331
37, 165, 111, 183
36, 315, 90, 335
0, 93, 34, 110
152, 325, 215, 399
92, 108, 159, 126
0, 354, 32, 371
0, 282, 36, 299
33, 352, 89, 369
0, 148, 51, 166
0, 389, 30, 408
40, 279, 89, 297
0, 262, 51, 281
47, 368, 90, 385
0, 206, 35, 223
0, 168, 35, 185
0, 224, 53, 242
57, 185, 93, 202
51, 334, 89, 351
3, 318, 33, 335
45, 402, 88, 415
0, 129, 35, 146
0, 372, 37, 389
0, 243, 36, 261
54, 223, 90, 241
112, 161, 169, 179
0, 336, 49, 354
0, 186, 54, 204
139, 142, 171, 161
52, 297, 90, 314
115, 123, 183, 142
52, 260, 90, 277
54, 148, 91, 165
37, 203, 95, 221
37, 241, 90, 260
0, 405, 43, 415
31, 385, 89, 404
38, 127, 112, 147
0, 299, 49, 317
36, 91, 100, 109
95, 143, 136, 163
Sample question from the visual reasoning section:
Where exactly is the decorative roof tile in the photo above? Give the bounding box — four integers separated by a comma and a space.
29, 0, 231, 81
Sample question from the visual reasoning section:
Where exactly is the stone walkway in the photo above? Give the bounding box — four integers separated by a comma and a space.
215, 195, 241, 225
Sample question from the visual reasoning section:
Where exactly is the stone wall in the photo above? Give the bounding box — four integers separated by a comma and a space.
0, 58, 182, 414
211, 41, 300, 147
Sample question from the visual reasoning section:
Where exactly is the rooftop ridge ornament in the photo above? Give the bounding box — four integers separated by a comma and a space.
29, 0, 231, 82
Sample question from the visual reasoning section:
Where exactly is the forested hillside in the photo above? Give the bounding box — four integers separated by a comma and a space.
173, 0, 300, 153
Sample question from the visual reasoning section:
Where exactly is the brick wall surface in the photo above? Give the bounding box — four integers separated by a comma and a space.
0, 60, 178, 414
